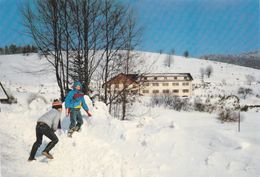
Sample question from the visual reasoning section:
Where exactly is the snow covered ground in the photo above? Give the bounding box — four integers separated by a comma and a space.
0, 53, 260, 177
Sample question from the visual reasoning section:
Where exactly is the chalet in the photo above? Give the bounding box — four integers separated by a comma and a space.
103, 73, 139, 94
104, 73, 193, 97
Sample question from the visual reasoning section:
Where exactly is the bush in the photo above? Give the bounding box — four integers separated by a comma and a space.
150, 95, 191, 111
194, 97, 205, 112
238, 87, 253, 99
7, 95, 17, 104
173, 97, 190, 111
150, 95, 163, 107
217, 109, 240, 123
150, 94, 243, 125
170, 96, 183, 111
240, 105, 248, 112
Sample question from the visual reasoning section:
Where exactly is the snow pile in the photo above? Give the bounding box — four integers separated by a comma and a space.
0, 53, 260, 177
2, 98, 259, 177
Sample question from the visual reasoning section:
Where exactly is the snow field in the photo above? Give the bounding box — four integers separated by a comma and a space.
0, 53, 260, 177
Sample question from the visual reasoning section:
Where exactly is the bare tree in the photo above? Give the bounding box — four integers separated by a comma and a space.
205, 65, 213, 78
245, 74, 255, 85
164, 49, 175, 67
21, 0, 69, 100
22, 0, 142, 108
183, 50, 189, 58
67, 0, 104, 94
106, 8, 142, 120
170, 48, 175, 66
120, 8, 142, 120
101, 0, 127, 104
22, 0, 121, 99
164, 55, 171, 68
200, 67, 205, 86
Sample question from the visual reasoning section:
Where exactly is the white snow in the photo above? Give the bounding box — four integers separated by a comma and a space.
0, 53, 260, 177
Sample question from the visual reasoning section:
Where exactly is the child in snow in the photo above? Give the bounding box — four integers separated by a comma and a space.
28, 100, 62, 161
65, 81, 92, 135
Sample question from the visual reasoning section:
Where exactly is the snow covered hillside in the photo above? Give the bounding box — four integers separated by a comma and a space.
134, 52, 260, 105
0, 53, 260, 177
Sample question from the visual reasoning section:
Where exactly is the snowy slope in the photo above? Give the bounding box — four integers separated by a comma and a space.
134, 52, 260, 105
0, 53, 260, 177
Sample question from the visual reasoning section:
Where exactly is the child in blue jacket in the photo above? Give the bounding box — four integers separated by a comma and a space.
65, 81, 92, 135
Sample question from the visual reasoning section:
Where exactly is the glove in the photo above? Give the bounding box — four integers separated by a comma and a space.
86, 110, 92, 117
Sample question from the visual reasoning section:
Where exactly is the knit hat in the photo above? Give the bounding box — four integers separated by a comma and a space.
52, 99, 62, 109
73, 81, 83, 89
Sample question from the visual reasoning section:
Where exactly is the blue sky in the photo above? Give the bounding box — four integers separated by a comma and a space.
0, 0, 259, 56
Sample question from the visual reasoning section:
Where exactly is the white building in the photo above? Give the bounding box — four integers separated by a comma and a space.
140, 73, 193, 97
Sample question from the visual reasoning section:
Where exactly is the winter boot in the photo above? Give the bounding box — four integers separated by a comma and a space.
75, 125, 81, 132
28, 157, 36, 162
68, 127, 75, 133
67, 128, 75, 137
42, 151, 54, 159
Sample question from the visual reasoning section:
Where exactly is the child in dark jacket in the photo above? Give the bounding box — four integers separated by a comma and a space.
65, 81, 92, 135
28, 100, 62, 161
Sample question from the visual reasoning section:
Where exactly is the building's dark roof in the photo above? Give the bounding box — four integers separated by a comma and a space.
103, 73, 139, 87
126, 74, 139, 81
143, 73, 193, 80
104, 72, 193, 86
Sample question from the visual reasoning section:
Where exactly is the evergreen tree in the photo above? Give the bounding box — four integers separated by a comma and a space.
4, 46, 9, 54
9, 44, 17, 54
183, 50, 189, 58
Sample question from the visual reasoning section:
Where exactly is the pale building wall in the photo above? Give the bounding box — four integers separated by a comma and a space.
140, 75, 193, 97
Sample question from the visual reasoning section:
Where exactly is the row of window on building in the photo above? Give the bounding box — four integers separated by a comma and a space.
143, 89, 190, 94
113, 82, 190, 88
143, 76, 188, 81
145, 82, 190, 87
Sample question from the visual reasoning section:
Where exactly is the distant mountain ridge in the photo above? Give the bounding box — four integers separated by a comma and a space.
200, 51, 260, 69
